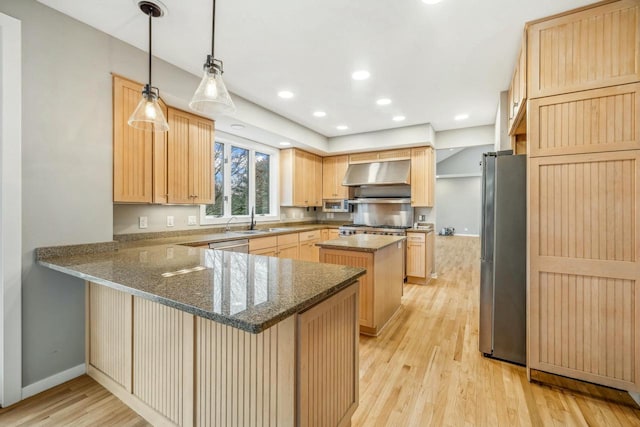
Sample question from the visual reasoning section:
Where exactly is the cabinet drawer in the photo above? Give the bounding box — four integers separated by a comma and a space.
406, 232, 425, 242
249, 236, 277, 251
277, 233, 299, 246
299, 230, 321, 243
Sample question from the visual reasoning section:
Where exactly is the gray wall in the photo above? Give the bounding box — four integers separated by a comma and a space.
435, 177, 482, 235
0, 0, 231, 386
436, 144, 492, 176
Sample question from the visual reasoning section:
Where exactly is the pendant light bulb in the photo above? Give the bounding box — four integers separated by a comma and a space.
190, 57, 235, 116
128, 85, 169, 132
128, 1, 169, 132
189, 0, 235, 117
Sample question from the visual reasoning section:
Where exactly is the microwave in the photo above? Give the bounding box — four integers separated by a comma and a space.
323, 199, 350, 213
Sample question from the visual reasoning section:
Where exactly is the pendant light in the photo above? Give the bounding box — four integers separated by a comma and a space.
189, 0, 235, 116
128, 1, 169, 132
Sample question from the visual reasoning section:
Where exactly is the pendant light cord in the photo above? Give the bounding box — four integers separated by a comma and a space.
148, 10, 152, 89
211, 0, 216, 57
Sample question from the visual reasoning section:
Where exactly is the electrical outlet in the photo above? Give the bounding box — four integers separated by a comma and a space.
188, 215, 197, 226
139, 216, 148, 229
167, 216, 174, 227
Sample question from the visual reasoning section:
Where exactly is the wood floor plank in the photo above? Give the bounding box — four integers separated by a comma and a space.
1, 236, 638, 426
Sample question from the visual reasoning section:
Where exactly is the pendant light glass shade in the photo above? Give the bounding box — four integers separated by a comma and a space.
128, 85, 169, 132
189, 56, 236, 116
128, 1, 169, 132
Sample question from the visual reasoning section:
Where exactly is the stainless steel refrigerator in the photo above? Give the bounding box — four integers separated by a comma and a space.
479, 151, 526, 365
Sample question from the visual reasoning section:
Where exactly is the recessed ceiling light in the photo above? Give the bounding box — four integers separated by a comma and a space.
313, 111, 327, 117
336, 125, 349, 130
422, 0, 443, 4
278, 90, 294, 99
230, 123, 245, 129
392, 116, 406, 122
376, 98, 392, 106
351, 70, 370, 81
279, 141, 291, 146
454, 113, 469, 121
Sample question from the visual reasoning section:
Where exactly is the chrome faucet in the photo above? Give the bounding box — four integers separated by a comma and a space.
225, 216, 237, 232
250, 207, 256, 230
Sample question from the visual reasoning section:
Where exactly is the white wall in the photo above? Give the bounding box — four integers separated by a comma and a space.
435, 125, 494, 150
495, 91, 509, 151
327, 124, 435, 153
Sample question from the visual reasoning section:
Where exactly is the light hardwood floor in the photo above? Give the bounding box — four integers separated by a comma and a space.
1, 236, 639, 426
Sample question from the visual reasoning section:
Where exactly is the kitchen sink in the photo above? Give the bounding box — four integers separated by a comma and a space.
267, 227, 290, 232
233, 230, 268, 235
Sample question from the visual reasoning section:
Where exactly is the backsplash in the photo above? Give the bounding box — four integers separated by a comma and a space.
113, 205, 321, 235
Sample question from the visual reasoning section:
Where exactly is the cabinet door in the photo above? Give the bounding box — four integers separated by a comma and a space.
321, 229, 329, 241
406, 234, 426, 278
529, 83, 640, 157
113, 75, 153, 203
410, 147, 434, 207
250, 247, 278, 257
167, 108, 192, 204
278, 243, 299, 260
189, 117, 214, 204
328, 229, 340, 240
528, 0, 640, 98
322, 157, 337, 199
152, 99, 169, 204
313, 154, 323, 206
294, 150, 307, 206
528, 150, 640, 391
298, 241, 314, 262
508, 36, 527, 136
334, 155, 350, 199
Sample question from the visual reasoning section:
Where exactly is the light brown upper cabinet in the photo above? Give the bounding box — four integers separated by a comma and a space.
508, 33, 527, 136
527, 0, 640, 99
113, 75, 168, 203
322, 155, 350, 199
410, 147, 434, 207
280, 148, 322, 207
529, 83, 640, 157
167, 108, 214, 204
348, 148, 411, 164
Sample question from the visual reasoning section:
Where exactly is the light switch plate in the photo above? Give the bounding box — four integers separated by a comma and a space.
167, 216, 174, 227
188, 215, 197, 226
139, 216, 148, 229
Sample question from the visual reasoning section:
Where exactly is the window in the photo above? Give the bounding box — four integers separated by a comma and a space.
200, 136, 278, 224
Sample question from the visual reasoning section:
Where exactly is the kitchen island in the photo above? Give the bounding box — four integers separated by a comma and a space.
39, 244, 365, 427
317, 234, 406, 336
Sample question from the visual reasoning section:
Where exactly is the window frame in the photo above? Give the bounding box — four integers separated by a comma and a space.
200, 133, 279, 225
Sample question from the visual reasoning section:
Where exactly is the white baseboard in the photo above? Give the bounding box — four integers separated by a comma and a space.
450, 233, 479, 237
22, 363, 86, 400
631, 391, 640, 406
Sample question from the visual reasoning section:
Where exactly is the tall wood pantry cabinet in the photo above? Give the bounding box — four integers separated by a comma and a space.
112, 75, 215, 205
524, 0, 640, 393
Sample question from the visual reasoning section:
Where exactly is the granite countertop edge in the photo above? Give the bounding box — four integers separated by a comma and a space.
316, 235, 406, 252
39, 257, 366, 334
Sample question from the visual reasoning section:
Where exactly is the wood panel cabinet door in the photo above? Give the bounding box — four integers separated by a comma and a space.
328, 229, 340, 240
528, 0, 640, 99
529, 83, 640, 157
508, 34, 527, 135
426, 231, 435, 277
167, 108, 214, 204
410, 147, 434, 207
281, 149, 320, 207
278, 243, 299, 260
528, 150, 640, 392
313, 154, 323, 206
189, 117, 214, 204
323, 155, 350, 199
113, 75, 153, 203
406, 233, 426, 278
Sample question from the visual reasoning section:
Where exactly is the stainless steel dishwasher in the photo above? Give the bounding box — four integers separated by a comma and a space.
208, 239, 249, 253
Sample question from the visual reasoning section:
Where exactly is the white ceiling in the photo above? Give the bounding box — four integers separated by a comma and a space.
39, 0, 594, 137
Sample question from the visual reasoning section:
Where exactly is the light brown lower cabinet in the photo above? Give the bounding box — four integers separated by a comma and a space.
406, 231, 435, 285
249, 233, 299, 259
319, 241, 403, 336
85, 281, 359, 427
528, 151, 640, 393
299, 230, 321, 262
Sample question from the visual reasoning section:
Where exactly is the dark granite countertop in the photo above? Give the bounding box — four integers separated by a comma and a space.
39, 244, 365, 334
316, 234, 406, 252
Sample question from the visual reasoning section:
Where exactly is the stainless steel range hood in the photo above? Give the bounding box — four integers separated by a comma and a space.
342, 160, 410, 186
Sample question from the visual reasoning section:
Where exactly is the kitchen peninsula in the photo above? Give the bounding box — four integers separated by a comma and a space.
39, 244, 365, 427
317, 234, 405, 336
